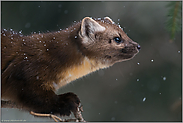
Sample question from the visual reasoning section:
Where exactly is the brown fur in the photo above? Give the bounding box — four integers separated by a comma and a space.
1, 17, 140, 116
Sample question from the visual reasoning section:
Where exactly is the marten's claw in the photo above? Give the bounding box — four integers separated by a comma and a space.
73, 103, 86, 122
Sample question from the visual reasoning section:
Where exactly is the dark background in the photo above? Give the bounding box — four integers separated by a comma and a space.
1, 1, 182, 122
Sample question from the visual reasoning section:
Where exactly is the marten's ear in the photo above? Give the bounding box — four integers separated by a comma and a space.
80, 17, 105, 42
104, 17, 115, 24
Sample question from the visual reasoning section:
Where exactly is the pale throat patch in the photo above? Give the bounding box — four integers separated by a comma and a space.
54, 56, 108, 90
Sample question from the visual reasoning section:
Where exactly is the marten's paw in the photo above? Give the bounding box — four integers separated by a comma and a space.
58, 92, 81, 116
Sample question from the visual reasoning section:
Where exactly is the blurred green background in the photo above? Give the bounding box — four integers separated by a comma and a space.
1, 1, 182, 122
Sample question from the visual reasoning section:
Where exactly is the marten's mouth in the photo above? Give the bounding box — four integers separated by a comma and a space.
121, 46, 139, 54
108, 52, 137, 62
118, 54, 134, 59
117, 48, 139, 60
103, 47, 139, 65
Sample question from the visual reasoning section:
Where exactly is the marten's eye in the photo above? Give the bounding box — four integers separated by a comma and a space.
114, 37, 123, 43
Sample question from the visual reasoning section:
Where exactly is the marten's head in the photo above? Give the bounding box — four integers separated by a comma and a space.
78, 17, 140, 66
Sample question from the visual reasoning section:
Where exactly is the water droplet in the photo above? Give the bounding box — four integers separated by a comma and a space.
25, 23, 31, 28
3, 33, 6, 36
163, 77, 166, 81
75, 36, 77, 39
44, 44, 46, 46
39, 41, 41, 43
111, 117, 115, 121
159, 93, 161, 95
11, 37, 13, 40
19, 30, 22, 34
58, 4, 62, 8
142, 97, 146, 102
36, 76, 39, 80
178, 51, 181, 53
118, 25, 122, 28
47, 49, 49, 51
101, 20, 104, 23
53, 37, 56, 39
99, 113, 100, 115
137, 62, 140, 65
137, 78, 140, 81
116, 79, 118, 81
24, 56, 28, 59
38, 5, 40, 8
64, 10, 68, 14
23, 39, 25, 41
151, 59, 154, 62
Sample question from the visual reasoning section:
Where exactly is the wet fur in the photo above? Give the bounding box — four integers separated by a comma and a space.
1, 17, 140, 116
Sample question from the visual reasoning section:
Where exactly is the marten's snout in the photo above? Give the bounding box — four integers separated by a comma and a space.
129, 40, 141, 51
121, 42, 140, 54
128, 40, 141, 51
136, 44, 141, 51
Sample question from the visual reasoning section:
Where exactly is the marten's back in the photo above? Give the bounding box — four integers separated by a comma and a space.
1, 29, 22, 72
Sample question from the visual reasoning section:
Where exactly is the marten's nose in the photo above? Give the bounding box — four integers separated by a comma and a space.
137, 44, 141, 50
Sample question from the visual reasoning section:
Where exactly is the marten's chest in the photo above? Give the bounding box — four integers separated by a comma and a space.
53, 57, 108, 90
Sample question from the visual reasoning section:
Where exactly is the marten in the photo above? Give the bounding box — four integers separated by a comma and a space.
1, 17, 140, 121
